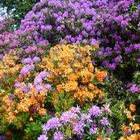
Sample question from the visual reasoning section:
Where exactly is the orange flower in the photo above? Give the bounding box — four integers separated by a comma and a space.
97, 135, 104, 140
5, 130, 12, 136
127, 134, 139, 140
39, 108, 47, 115
126, 110, 134, 120
68, 73, 78, 81
57, 84, 63, 92
121, 124, 130, 133
64, 81, 78, 92
132, 123, 140, 131
129, 104, 136, 112
88, 83, 95, 90
88, 63, 94, 72
96, 71, 107, 82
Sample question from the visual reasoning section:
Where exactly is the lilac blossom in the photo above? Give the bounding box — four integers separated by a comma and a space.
53, 132, 63, 140
38, 135, 48, 140
100, 117, 110, 126
89, 105, 102, 116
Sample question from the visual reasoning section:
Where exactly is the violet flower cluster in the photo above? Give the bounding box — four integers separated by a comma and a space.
38, 104, 112, 140
19, 0, 140, 70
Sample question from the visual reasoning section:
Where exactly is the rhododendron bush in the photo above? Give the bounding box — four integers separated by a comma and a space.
0, 0, 140, 140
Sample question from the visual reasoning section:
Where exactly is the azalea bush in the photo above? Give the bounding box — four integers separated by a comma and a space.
0, 44, 109, 139
40, 44, 107, 107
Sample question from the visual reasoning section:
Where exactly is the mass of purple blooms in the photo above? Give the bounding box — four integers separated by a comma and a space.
0, 0, 139, 71
38, 104, 112, 140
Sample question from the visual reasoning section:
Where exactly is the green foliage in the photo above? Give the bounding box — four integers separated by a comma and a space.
54, 92, 74, 114
25, 120, 42, 140
0, 0, 39, 27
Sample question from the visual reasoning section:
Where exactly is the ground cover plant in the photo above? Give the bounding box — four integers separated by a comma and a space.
0, 0, 140, 140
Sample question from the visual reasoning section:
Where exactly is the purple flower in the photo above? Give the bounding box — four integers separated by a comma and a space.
9, 94, 15, 100
14, 82, 20, 88
33, 56, 41, 62
35, 85, 44, 92
71, 106, 80, 114
108, 63, 116, 71
112, 56, 122, 63
22, 58, 32, 64
89, 105, 102, 117
129, 84, 139, 93
90, 38, 98, 45
34, 71, 48, 85
73, 122, 84, 135
0, 54, 3, 60
44, 84, 52, 91
22, 85, 30, 93
53, 131, 63, 140
89, 128, 97, 135
39, 71, 48, 78
43, 117, 61, 132
102, 60, 109, 67
98, 51, 103, 56
20, 64, 34, 75
38, 135, 48, 140
0, 136, 6, 140
125, 47, 132, 54
137, 58, 140, 63
100, 117, 109, 126
60, 111, 72, 123
34, 78, 43, 86
80, 113, 91, 122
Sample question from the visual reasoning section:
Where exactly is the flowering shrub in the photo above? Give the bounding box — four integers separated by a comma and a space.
0, 73, 48, 134
40, 44, 107, 105
38, 104, 112, 140
0, 44, 108, 139
18, 0, 140, 70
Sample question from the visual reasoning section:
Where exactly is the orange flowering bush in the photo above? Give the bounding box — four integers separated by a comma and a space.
120, 104, 140, 140
40, 44, 107, 104
0, 76, 48, 131
0, 56, 49, 133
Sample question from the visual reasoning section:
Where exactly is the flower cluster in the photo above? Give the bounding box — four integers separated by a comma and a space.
18, 0, 140, 70
126, 72, 140, 94
119, 103, 140, 140
40, 44, 107, 103
38, 104, 112, 140
0, 66, 50, 128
